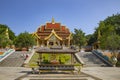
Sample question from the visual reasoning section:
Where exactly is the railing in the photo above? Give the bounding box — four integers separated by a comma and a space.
73, 53, 85, 65
32, 64, 81, 74
39, 64, 74, 71
0, 49, 15, 62
92, 50, 113, 66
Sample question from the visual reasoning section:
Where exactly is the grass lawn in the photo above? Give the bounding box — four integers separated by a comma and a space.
28, 53, 39, 67
28, 52, 72, 67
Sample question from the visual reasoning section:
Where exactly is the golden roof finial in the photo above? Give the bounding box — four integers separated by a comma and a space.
5, 28, 9, 39
51, 17, 55, 24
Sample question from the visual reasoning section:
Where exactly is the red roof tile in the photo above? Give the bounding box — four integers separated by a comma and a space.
36, 21, 70, 40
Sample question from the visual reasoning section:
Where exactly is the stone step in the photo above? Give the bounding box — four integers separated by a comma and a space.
77, 52, 107, 67
0, 51, 29, 67
16, 71, 102, 80
20, 74, 96, 80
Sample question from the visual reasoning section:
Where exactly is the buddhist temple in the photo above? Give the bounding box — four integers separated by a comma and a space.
33, 18, 72, 47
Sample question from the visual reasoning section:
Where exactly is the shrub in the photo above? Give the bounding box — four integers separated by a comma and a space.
116, 61, 120, 67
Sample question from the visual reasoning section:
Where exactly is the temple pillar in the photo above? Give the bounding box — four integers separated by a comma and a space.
68, 39, 70, 47
37, 38, 39, 47
39, 53, 42, 64
53, 40, 56, 46
71, 54, 74, 64
47, 41, 49, 47
41, 40, 44, 47
62, 41, 65, 47
58, 41, 60, 46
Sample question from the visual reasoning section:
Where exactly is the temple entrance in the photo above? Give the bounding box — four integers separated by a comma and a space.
47, 34, 61, 47
49, 42, 53, 46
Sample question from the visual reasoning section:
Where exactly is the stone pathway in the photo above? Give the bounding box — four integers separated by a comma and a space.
1, 67, 120, 80
0, 67, 31, 80
78, 52, 107, 67
0, 67, 120, 80
16, 72, 101, 80
81, 67, 120, 80
0, 51, 30, 67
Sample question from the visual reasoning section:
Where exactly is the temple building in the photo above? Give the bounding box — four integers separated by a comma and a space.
33, 18, 72, 47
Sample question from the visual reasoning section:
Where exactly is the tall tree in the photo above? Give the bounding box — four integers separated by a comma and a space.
104, 14, 120, 35
73, 28, 86, 48
86, 34, 96, 46
94, 13, 120, 50
14, 32, 36, 48
0, 24, 15, 48
0, 34, 12, 48
0, 24, 16, 40
90, 14, 120, 66
105, 34, 120, 50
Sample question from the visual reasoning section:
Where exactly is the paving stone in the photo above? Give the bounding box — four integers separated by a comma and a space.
16, 72, 100, 80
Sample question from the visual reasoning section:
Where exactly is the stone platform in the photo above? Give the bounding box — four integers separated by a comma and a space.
0, 67, 120, 80
16, 72, 101, 80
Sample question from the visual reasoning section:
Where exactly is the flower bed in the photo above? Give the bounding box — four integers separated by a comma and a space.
0, 52, 4, 55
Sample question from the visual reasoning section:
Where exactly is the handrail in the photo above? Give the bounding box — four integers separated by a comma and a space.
92, 50, 113, 66
0, 49, 15, 62
73, 53, 85, 65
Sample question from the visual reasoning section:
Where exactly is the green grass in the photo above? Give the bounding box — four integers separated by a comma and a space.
59, 54, 71, 64
28, 53, 71, 67
28, 53, 39, 67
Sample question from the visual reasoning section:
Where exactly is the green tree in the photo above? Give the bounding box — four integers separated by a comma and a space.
90, 14, 120, 66
0, 24, 16, 40
105, 34, 120, 50
94, 14, 120, 50
0, 24, 15, 48
0, 34, 12, 48
73, 28, 86, 48
104, 14, 120, 35
14, 32, 36, 48
86, 34, 96, 46
97, 22, 115, 49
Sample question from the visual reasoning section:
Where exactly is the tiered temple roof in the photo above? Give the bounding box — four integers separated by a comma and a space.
35, 18, 71, 40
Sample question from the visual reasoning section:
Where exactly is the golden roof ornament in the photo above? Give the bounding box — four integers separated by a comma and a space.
5, 28, 9, 39
52, 17, 55, 24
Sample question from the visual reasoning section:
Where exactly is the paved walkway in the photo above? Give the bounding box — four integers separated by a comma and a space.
0, 67, 31, 80
17, 73, 100, 80
0, 67, 120, 80
81, 67, 120, 80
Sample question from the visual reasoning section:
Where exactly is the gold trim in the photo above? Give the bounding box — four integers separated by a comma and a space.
66, 32, 72, 40
45, 29, 62, 40
32, 32, 41, 39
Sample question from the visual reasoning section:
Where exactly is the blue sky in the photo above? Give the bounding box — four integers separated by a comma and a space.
0, 0, 120, 35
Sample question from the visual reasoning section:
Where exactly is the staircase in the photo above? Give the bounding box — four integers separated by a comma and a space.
77, 52, 107, 67
0, 51, 28, 67
16, 72, 101, 80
